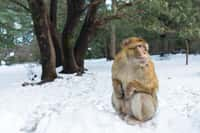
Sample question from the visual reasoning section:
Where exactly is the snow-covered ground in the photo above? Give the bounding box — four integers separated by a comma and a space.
0, 54, 200, 133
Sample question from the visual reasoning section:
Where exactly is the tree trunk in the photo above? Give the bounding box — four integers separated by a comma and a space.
164, 39, 169, 54
61, 0, 84, 73
160, 34, 166, 56
62, 38, 79, 73
74, 0, 101, 73
107, 24, 116, 60
49, 0, 63, 67
107, 0, 117, 60
185, 39, 189, 65
27, 0, 57, 81
50, 0, 57, 27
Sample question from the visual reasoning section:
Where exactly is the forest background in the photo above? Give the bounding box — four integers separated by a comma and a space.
0, 0, 200, 81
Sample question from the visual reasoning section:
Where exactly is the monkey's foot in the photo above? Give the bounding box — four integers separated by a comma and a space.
124, 115, 141, 125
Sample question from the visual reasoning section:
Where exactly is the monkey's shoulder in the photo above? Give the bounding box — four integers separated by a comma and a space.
113, 50, 127, 62
112, 54, 128, 75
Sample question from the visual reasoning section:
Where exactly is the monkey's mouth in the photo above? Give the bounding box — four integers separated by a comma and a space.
136, 56, 146, 60
136, 57, 148, 64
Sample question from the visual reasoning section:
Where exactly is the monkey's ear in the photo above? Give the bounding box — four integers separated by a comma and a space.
121, 38, 131, 48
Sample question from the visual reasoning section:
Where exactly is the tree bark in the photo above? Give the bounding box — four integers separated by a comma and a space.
61, 0, 84, 73
185, 39, 189, 65
50, 24, 63, 67
27, 0, 57, 81
74, 0, 101, 73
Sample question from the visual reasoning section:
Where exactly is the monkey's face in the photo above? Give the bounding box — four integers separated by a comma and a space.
126, 43, 149, 65
121, 37, 150, 66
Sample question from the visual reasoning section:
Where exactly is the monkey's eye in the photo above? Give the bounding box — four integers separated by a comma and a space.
137, 45, 143, 48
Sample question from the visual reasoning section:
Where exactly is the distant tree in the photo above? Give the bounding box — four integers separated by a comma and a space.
157, 0, 200, 65
106, 0, 117, 60
131, 0, 200, 64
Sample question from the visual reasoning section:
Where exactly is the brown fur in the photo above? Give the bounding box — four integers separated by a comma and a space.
111, 37, 159, 124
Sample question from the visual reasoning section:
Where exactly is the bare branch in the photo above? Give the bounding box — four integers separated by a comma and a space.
95, 0, 144, 26
103, 13, 123, 22
118, 0, 143, 11
94, 13, 124, 27
95, 9, 144, 28
10, 0, 30, 12
81, 0, 105, 13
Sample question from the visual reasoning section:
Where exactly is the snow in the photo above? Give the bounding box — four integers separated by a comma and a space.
9, 52, 15, 57
1, 60, 6, 65
14, 22, 22, 30
0, 54, 200, 133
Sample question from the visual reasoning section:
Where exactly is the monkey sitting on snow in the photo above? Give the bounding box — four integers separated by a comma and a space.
111, 37, 159, 124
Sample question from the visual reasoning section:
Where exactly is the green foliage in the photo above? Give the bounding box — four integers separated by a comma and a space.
1, 0, 200, 62
0, 0, 33, 48
86, 28, 109, 58
57, 0, 67, 32
0, 41, 40, 65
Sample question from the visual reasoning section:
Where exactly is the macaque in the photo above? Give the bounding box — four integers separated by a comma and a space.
111, 37, 159, 124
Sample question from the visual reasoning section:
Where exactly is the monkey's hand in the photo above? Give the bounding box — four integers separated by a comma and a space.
125, 82, 136, 100
132, 80, 153, 95
132, 80, 142, 88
